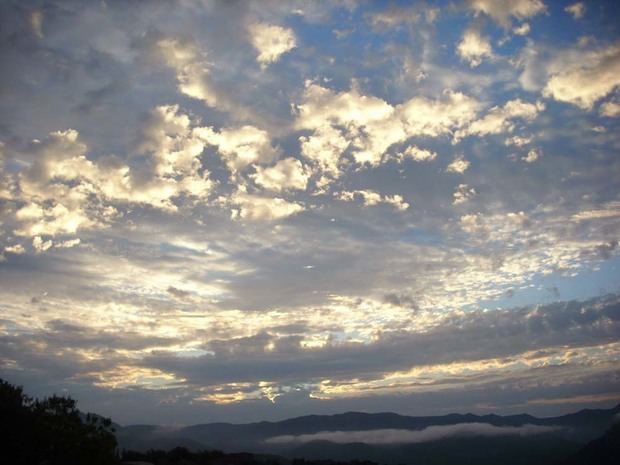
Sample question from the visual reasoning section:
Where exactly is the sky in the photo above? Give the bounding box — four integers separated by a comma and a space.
0, 0, 619, 426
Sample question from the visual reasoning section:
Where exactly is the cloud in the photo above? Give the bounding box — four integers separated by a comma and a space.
513, 23, 531, 36
295, 83, 480, 165
446, 155, 470, 174
522, 148, 540, 163
1, 0, 619, 425
252, 158, 310, 192
600, 100, 620, 117
457, 28, 493, 67
565, 3, 586, 20
266, 423, 564, 445
3, 105, 215, 245
542, 43, 620, 110
467, 0, 546, 27
571, 201, 620, 222
230, 189, 304, 221
453, 184, 477, 205
29, 10, 44, 39
397, 146, 437, 162
299, 125, 349, 177
454, 99, 544, 141
505, 135, 533, 147
32, 236, 53, 252
196, 125, 277, 173
366, 4, 439, 30
158, 37, 219, 107
3, 244, 25, 255
248, 22, 297, 68
337, 190, 409, 211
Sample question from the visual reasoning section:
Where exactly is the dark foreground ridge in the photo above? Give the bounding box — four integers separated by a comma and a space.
1, 378, 619, 465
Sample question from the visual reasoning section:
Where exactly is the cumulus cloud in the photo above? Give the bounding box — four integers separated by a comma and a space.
453, 184, 477, 205
32, 236, 53, 252
3, 105, 215, 245
522, 148, 540, 163
505, 135, 533, 146
455, 99, 543, 141
248, 22, 297, 68
513, 22, 531, 36
230, 189, 304, 221
565, 3, 586, 20
1, 0, 619, 425
457, 28, 493, 67
397, 145, 437, 162
4, 244, 25, 255
158, 37, 219, 107
299, 125, 350, 177
196, 125, 277, 173
542, 43, 620, 110
446, 155, 470, 174
337, 190, 409, 211
295, 83, 480, 166
252, 158, 310, 191
467, 0, 546, 27
600, 100, 620, 117
266, 423, 564, 445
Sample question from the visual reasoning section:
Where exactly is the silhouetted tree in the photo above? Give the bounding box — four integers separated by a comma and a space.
0, 378, 118, 465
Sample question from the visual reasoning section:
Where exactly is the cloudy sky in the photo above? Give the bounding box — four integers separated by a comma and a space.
0, 0, 619, 425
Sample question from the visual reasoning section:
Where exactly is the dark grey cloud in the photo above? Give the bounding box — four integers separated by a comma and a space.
141, 295, 620, 387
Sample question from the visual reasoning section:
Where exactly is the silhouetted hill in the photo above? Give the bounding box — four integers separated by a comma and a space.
115, 404, 620, 465
558, 422, 620, 465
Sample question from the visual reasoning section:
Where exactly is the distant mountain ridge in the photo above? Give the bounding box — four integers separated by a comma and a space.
116, 403, 620, 464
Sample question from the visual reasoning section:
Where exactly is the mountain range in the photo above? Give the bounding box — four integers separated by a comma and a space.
115, 403, 620, 465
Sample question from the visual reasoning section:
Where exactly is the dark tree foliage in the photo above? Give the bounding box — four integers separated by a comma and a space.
122, 447, 281, 465
122, 448, 381, 465
0, 378, 118, 465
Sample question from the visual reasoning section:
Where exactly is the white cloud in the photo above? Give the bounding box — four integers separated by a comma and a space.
446, 155, 470, 174
467, 0, 546, 27
337, 190, 409, 211
196, 125, 277, 173
56, 238, 81, 249
299, 124, 349, 176
5, 106, 215, 243
294, 82, 395, 131
453, 184, 477, 205
600, 100, 620, 117
522, 149, 540, 163
230, 189, 304, 221
399, 90, 481, 138
295, 83, 480, 166
158, 38, 218, 107
571, 201, 620, 222
252, 158, 310, 192
455, 99, 544, 141
398, 146, 437, 162
513, 22, 531, 36
32, 236, 53, 252
248, 23, 297, 68
542, 43, 620, 110
505, 135, 533, 146
565, 3, 586, 20
457, 28, 493, 67
4, 244, 25, 254
267, 423, 564, 445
